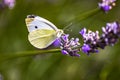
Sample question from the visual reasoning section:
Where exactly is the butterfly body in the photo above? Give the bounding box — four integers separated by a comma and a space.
25, 15, 63, 49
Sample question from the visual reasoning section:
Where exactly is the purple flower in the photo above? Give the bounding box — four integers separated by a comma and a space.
52, 38, 61, 47
79, 28, 86, 36
3, 0, 15, 9
80, 28, 100, 44
80, 28, 102, 54
58, 21, 120, 56
80, 21, 120, 55
101, 22, 120, 46
81, 44, 99, 55
61, 50, 68, 55
81, 44, 91, 54
59, 34, 80, 57
98, 0, 116, 12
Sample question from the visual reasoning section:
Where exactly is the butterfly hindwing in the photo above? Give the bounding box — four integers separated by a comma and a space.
28, 29, 57, 49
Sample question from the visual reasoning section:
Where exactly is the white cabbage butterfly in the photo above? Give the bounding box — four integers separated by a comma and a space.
25, 15, 63, 49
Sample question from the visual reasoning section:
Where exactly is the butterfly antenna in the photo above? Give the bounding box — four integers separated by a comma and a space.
63, 22, 73, 31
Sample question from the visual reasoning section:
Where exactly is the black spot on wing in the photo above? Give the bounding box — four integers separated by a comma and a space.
35, 26, 38, 29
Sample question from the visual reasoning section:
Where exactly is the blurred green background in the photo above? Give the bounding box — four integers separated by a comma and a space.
0, 0, 120, 80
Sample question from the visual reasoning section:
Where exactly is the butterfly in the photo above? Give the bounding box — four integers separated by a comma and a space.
25, 15, 63, 49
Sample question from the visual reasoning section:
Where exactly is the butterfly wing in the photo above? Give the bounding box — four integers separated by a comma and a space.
25, 15, 63, 49
25, 15, 58, 32
28, 29, 57, 49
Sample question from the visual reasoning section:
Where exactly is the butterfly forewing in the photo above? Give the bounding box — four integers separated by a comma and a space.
26, 16, 58, 32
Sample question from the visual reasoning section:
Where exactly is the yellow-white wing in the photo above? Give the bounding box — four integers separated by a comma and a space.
28, 29, 57, 49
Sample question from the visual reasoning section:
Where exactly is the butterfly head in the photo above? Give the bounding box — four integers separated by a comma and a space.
57, 29, 64, 38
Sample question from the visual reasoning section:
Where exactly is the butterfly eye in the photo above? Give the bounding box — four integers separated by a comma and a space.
35, 26, 38, 29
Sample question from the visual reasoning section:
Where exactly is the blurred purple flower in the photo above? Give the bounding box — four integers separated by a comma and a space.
4, 0, 15, 9
101, 22, 120, 46
0, 0, 15, 9
98, 0, 116, 12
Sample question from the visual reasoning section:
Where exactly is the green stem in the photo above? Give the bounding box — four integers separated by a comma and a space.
74, 7, 100, 21
0, 49, 60, 62
64, 7, 100, 30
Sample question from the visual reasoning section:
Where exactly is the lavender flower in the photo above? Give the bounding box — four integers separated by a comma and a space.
80, 28, 100, 54
80, 21, 120, 55
98, 0, 116, 12
58, 34, 81, 57
81, 44, 91, 55
101, 22, 120, 46
52, 38, 61, 47
56, 21, 120, 56
0, 0, 15, 9
4, 0, 15, 9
